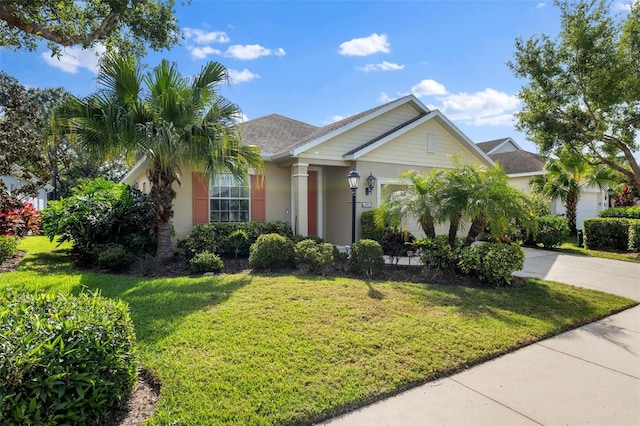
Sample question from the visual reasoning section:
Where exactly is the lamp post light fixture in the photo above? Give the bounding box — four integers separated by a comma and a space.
365, 172, 377, 196
347, 169, 360, 244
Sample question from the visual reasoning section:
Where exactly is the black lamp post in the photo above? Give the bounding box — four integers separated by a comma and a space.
347, 169, 360, 244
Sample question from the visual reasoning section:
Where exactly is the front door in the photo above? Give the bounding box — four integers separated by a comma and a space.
307, 171, 318, 236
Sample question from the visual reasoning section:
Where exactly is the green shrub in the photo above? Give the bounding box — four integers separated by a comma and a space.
417, 235, 455, 272
94, 243, 136, 272
249, 233, 296, 271
583, 218, 632, 251
534, 215, 570, 248
349, 239, 385, 278
189, 251, 225, 273
228, 229, 248, 259
41, 178, 154, 264
295, 239, 334, 274
179, 221, 293, 259
599, 206, 640, 219
332, 245, 350, 272
0, 291, 138, 425
628, 222, 640, 252
458, 243, 525, 286
360, 210, 387, 243
290, 234, 324, 244
0, 235, 19, 262
380, 231, 415, 264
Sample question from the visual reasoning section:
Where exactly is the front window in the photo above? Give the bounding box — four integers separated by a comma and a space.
210, 174, 250, 222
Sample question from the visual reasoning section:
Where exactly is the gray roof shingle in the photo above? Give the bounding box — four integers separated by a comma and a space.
240, 114, 318, 154
477, 138, 509, 154
489, 150, 546, 174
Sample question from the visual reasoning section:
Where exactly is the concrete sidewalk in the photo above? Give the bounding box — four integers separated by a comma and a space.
320, 249, 640, 426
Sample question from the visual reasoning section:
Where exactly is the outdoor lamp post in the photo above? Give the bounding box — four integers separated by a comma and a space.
347, 169, 360, 244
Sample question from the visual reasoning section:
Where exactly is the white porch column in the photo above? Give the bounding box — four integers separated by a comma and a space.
292, 163, 309, 236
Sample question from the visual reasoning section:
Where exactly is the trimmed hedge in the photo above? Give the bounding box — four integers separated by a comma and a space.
189, 251, 224, 273
628, 221, 640, 252
458, 243, 525, 286
0, 291, 138, 425
583, 218, 634, 251
360, 210, 386, 243
0, 235, 19, 262
348, 239, 385, 278
249, 233, 296, 271
179, 221, 293, 259
534, 216, 570, 248
294, 239, 334, 274
599, 206, 640, 219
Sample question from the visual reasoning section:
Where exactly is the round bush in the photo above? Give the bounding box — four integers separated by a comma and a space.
417, 235, 455, 272
0, 235, 19, 262
249, 233, 295, 271
189, 251, 225, 273
0, 291, 139, 425
94, 243, 136, 272
349, 239, 385, 278
295, 239, 334, 274
535, 216, 570, 248
458, 243, 524, 286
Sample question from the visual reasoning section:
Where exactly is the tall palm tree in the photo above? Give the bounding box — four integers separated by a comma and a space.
59, 52, 263, 258
531, 149, 611, 236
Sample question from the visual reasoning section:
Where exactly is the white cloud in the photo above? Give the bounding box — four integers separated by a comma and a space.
612, 1, 633, 11
378, 92, 392, 102
331, 115, 346, 122
225, 44, 286, 60
228, 68, 260, 84
411, 79, 447, 97
438, 88, 520, 126
338, 33, 390, 56
183, 28, 230, 44
41, 44, 105, 74
359, 61, 405, 72
536, 2, 547, 9
187, 46, 221, 59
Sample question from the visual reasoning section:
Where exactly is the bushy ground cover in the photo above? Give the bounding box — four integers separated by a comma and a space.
1, 237, 636, 425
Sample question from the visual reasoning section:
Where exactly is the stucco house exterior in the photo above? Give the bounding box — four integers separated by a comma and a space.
0, 165, 51, 210
123, 95, 495, 245
477, 137, 608, 230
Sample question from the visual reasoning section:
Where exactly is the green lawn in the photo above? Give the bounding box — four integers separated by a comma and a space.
557, 236, 640, 263
2, 237, 637, 425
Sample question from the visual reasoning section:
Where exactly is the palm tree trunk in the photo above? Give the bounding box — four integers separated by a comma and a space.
465, 216, 488, 246
148, 162, 177, 259
420, 215, 436, 238
566, 191, 578, 237
448, 212, 461, 247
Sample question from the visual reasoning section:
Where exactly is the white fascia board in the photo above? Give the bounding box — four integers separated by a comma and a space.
290, 94, 429, 157
343, 112, 435, 160
488, 137, 523, 155
120, 157, 147, 184
507, 171, 546, 178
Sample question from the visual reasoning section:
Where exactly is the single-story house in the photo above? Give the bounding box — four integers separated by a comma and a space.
477, 137, 609, 229
0, 165, 51, 210
123, 94, 495, 245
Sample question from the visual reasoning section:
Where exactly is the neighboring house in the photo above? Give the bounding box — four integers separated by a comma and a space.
123, 95, 493, 245
477, 137, 608, 230
0, 165, 51, 210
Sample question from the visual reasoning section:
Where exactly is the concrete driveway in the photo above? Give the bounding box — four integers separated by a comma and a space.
319, 249, 640, 426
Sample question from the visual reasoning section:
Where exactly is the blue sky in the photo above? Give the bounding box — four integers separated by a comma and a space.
0, 0, 635, 153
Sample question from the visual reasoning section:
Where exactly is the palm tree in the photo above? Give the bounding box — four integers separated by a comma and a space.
59, 52, 263, 259
375, 169, 440, 238
531, 149, 611, 236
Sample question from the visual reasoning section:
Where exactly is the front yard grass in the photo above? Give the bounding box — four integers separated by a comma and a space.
558, 236, 640, 263
2, 237, 637, 425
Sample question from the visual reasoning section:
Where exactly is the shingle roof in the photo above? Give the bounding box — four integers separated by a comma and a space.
477, 138, 509, 154
240, 114, 318, 154
489, 150, 546, 174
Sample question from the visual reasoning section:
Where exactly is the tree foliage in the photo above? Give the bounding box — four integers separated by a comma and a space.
0, 71, 49, 198
509, 0, 640, 191
58, 52, 263, 259
0, 0, 183, 57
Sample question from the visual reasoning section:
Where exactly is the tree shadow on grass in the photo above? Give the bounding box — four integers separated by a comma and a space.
77, 272, 254, 346
16, 249, 74, 274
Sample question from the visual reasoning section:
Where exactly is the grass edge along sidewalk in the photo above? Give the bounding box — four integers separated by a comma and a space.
1, 237, 636, 425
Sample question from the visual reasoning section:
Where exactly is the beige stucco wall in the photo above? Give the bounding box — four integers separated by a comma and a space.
263, 162, 291, 223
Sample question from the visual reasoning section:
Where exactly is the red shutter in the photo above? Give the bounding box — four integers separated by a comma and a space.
251, 174, 266, 222
192, 172, 209, 225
